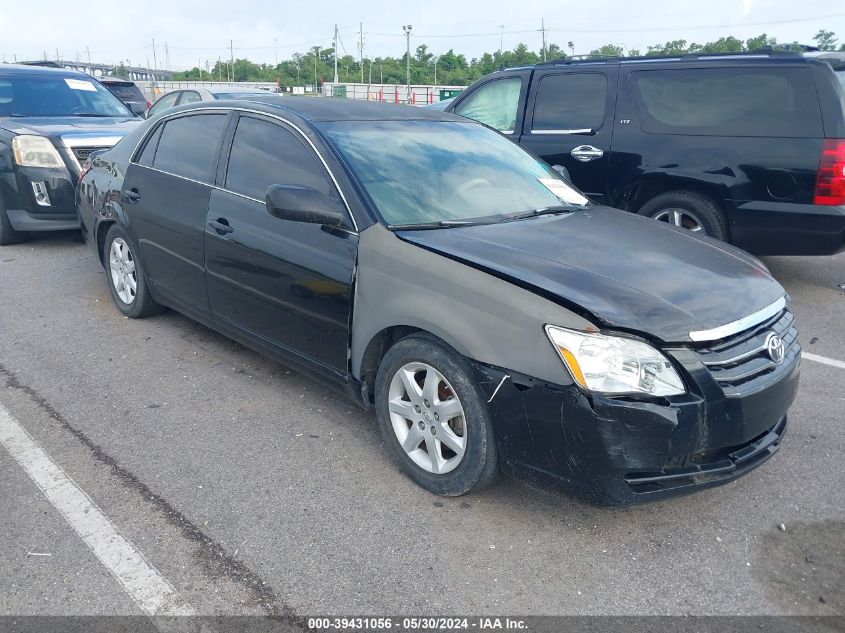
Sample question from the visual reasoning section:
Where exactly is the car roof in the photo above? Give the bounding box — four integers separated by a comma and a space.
0, 63, 95, 78
499, 49, 825, 73
100, 78, 137, 85
205, 86, 273, 94
180, 96, 465, 122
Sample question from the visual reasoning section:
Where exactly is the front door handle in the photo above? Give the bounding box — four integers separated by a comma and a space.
570, 145, 604, 163
123, 188, 141, 203
208, 218, 234, 235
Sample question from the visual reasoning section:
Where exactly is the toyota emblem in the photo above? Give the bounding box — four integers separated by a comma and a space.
765, 332, 785, 364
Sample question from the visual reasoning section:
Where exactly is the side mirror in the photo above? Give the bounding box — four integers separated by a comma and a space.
552, 164, 572, 183
265, 184, 345, 227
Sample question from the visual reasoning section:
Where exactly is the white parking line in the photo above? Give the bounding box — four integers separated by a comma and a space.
0, 401, 195, 617
803, 352, 845, 370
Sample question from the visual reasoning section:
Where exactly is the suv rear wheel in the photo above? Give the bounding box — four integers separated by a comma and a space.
638, 190, 728, 241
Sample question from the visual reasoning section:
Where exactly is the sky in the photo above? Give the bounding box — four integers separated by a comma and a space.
0, 0, 843, 71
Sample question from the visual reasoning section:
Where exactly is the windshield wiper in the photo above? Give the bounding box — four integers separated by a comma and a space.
496, 204, 581, 223
388, 219, 478, 230
72, 113, 113, 117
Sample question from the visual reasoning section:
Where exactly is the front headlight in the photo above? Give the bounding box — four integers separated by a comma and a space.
12, 135, 64, 168
545, 325, 686, 396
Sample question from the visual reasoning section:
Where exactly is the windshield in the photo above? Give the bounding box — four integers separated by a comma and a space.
320, 120, 589, 226
0, 74, 133, 117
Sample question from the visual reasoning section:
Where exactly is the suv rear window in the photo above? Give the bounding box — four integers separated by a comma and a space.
106, 83, 144, 101
630, 67, 823, 137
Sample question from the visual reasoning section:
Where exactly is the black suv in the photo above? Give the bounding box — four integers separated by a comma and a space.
100, 78, 149, 117
447, 50, 845, 255
0, 64, 140, 245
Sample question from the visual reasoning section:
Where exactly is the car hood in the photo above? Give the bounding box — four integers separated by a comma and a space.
0, 116, 140, 141
396, 206, 786, 343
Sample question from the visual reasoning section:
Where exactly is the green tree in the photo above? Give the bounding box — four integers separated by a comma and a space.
647, 39, 690, 56
814, 29, 838, 51
698, 36, 744, 53
745, 33, 778, 51
589, 44, 624, 57
171, 30, 841, 88
545, 43, 564, 60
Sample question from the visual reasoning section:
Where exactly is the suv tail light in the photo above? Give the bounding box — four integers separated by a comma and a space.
814, 139, 845, 205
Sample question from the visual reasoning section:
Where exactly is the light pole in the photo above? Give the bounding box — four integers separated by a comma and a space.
433, 56, 438, 88
333, 25, 339, 83
402, 24, 412, 92
274, 38, 278, 65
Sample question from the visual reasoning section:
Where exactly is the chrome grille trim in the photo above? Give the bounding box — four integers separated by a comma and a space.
688, 296, 787, 342
692, 308, 799, 395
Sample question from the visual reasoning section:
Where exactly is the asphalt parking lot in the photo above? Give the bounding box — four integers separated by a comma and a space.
0, 231, 843, 619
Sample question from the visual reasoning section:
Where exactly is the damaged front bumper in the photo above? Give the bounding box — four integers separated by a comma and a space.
473, 352, 799, 506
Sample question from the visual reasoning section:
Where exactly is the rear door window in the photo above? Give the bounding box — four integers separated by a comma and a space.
454, 77, 522, 133
152, 113, 228, 182
629, 67, 823, 137
224, 115, 338, 201
148, 92, 179, 116
531, 73, 608, 132
178, 91, 202, 105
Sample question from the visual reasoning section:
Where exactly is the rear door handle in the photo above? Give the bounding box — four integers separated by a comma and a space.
570, 145, 604, 163
123, 188, 141, 203
208, 218, 234, 235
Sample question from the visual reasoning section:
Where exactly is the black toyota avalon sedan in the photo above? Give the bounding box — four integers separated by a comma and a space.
77, 98, 800, 505
0, 64, 140, 245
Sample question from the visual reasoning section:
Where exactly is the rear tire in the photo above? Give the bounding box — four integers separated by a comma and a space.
375, 333, 498, 496
0, 202, 28, 246
638, 190, 728, 241
103, 224, 163, 318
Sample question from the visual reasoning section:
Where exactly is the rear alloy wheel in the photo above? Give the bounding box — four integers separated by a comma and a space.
109, 238, 137, 305
638, 190, 728, 241
375, 334, 497, 496
652, 208, 706, 232
103, 224, 163, 318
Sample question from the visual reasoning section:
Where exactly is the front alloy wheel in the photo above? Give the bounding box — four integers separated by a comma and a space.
387, 362, 467, 475
375, 334, 497, 496
109, 238, 137, 304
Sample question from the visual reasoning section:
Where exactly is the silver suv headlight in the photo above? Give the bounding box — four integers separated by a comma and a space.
545, 325, 686, 396
12, 135, 65, 168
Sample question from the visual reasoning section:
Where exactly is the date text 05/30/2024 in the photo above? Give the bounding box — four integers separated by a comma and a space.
308, 617, 528, 631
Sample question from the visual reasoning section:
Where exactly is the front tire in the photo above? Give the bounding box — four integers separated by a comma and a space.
0, 204, 28, 246
375, 334, 497, 496
103, 224, 163, 318
638, 190, 728, 241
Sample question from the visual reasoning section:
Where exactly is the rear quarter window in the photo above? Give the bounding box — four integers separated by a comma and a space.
629, 67, 823, 137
